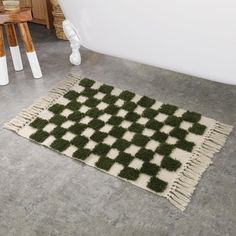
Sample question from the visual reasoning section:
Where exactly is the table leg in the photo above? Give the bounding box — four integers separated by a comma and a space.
18, 22, 42, 79
5, 24, 23, 72
0, 25, 9, 86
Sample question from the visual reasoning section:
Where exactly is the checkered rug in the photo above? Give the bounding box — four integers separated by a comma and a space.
5, 74, 233, 211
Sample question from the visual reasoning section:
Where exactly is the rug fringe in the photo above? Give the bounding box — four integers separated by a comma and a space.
4, 74, 81, 132
166, 122, 233, 211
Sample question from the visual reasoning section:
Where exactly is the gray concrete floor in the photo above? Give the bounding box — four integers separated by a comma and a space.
0, 24, 236, 236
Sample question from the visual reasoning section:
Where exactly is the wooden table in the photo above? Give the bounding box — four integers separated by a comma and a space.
0, 8, 42, 86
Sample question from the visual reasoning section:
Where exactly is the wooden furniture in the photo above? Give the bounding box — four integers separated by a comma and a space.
0, 8, 42, 86
20, 0, 53, 29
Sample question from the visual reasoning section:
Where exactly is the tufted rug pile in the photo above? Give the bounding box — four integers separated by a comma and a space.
5, 74, 233, 211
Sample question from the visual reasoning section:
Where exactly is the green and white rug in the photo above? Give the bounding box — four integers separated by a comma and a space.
5, 74, 233, 211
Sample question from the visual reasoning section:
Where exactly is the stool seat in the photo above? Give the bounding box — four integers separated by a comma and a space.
0, 8, 42, 86
0, 8, 32, 24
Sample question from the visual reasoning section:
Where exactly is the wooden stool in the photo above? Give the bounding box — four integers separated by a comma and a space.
0, 8, 42, 86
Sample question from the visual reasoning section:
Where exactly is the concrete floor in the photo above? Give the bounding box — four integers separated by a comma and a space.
0, 24, 235, 236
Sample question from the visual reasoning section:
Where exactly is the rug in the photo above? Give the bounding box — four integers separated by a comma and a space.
4, 74, 233, 211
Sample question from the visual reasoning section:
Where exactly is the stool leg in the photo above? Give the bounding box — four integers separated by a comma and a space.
5, 24, 23, 71
0, 25, 9, 86
18, 22, 42, 79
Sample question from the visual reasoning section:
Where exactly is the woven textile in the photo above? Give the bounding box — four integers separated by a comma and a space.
5, 74, 233, 211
